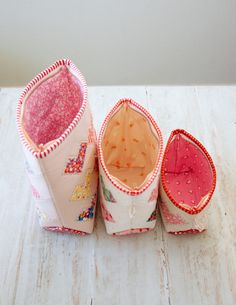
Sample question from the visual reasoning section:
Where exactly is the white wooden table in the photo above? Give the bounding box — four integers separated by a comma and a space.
0, 86, 235, 305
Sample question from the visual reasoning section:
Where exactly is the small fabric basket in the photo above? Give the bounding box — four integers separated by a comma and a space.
98, 98, 163, 235
159, 129, 216, 234
16, 59, 98, 234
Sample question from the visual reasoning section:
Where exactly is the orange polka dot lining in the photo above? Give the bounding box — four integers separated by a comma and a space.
101, 100, 161, 190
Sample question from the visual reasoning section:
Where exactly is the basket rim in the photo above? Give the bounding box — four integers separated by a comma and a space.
97, 98, 164, 196
16, 58, 88, 159
161, 129, 217, 215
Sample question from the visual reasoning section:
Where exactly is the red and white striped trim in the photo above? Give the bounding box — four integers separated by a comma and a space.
16, 59, 88, 159
112, 228, 153, 236
169, 229, 206, 235
98, 98, 164, 196
44, 226, 87, 235
161, 129, 217, 215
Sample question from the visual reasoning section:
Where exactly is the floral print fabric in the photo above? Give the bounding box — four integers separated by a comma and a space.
23, 66, 83, 145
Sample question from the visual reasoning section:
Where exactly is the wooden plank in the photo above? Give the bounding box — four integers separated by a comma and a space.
0, 87, 235, 305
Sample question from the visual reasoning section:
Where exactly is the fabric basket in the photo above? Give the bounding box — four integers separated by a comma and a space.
159, 129, 216, 234
16, 59, 98, 234
97, 98, 163, 235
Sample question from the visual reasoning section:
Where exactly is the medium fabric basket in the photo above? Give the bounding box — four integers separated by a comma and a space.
98, 98, 163, 235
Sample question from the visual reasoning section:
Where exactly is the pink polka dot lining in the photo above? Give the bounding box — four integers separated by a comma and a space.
163, 133, 214, 209
23, 66, 84, 146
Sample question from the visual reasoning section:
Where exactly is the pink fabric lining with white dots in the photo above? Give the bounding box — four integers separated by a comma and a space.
163, 134, 213, 208
23, 66, 83, 146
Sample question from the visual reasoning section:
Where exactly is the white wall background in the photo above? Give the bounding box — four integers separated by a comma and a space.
1, 0, 236, 86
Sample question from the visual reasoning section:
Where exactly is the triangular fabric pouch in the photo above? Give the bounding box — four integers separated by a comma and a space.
159, 129, 216, 234
16, 59, 98, 234
98, 98, 164, 235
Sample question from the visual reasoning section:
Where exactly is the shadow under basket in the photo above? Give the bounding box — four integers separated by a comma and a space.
98, 98, 164, 235
16, 59, 98, 235
159, 129, 216, 234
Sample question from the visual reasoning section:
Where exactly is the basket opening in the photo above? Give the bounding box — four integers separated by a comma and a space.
101, 102, 160, 189
22, 65, 84, 146
163, 133, 214, 209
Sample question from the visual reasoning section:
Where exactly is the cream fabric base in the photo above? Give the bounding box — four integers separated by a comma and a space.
23, 103, 98, 234
159, 182, 209, 233
99, 164, 159, 235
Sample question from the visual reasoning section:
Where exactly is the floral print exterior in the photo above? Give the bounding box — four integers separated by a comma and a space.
64, 143, 87, 174
70, 171, 92, 201
77, 194, 97, 221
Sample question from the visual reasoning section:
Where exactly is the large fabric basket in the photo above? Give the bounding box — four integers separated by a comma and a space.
16, 59, 98, 234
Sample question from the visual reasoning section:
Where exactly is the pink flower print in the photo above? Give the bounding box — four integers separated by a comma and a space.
31, 185, 40, 199
160, 202, 185, 224
101, 201, 115, 223
88, 127, 97, 144
147, 209, 157, 222
64, 143, 87, 174
148, 185, 159, 202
